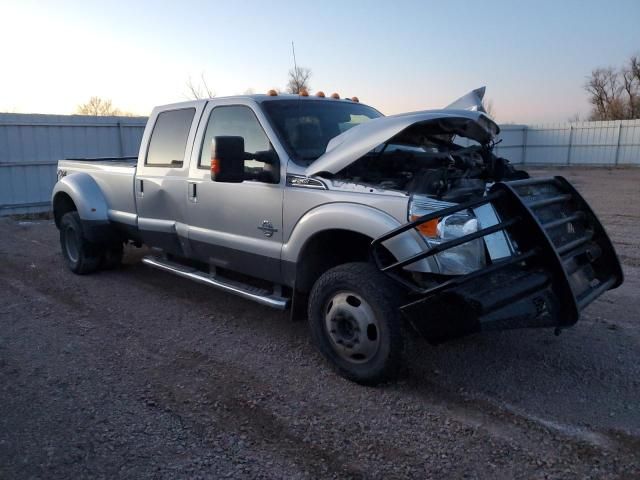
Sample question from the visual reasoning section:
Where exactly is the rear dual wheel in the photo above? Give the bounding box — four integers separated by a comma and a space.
59, 211, 122, 274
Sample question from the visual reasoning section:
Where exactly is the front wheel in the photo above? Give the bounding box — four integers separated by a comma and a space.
308, 262, 405, 385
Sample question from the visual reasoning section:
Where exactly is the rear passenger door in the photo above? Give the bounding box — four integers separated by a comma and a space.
185, 101, 285, 283
135, 103, 204, 255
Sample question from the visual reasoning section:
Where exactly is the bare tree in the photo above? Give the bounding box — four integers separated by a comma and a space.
76, 97, 122, 116
621, 55, 640, 119
621, 67, 638, 119
584, 67, 624, 120
186, 74, 215, 99
631, 55, 640, 76
286, 66, 311, 94
584, 55, 640, 121
630, 55, 640, 84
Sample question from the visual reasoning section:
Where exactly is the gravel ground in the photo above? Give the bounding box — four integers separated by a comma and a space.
1, 167, 639, 479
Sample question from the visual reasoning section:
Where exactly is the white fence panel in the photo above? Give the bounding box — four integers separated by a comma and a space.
496, 119, 640, 166
617, 121, 640, 165
570, 121, 618, 165
493, 127, 526, 164
527, 124, 572, 165
0, 113, 147, 215
1, 114, 639, 216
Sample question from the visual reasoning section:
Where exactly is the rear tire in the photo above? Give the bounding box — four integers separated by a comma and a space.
308, 262, 405, 385
59, 212, 102, 274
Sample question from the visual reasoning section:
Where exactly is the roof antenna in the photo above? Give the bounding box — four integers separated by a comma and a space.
291, 39, 305, 118
291, 41, 298, 76
291, 40, 300, 96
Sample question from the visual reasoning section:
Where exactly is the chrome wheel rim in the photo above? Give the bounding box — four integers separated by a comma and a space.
64, 227, 79, 263
324, 291, 380, 364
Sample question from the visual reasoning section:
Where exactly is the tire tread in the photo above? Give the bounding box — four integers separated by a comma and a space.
59, 212, 102, 275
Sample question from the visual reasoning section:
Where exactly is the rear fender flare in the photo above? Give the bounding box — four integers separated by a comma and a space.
52, 172, 109, 224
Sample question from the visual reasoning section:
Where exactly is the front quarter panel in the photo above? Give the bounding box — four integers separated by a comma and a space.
282, 198, 433, 286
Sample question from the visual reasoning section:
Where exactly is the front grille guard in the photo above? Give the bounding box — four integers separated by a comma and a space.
371, 176, 623, 327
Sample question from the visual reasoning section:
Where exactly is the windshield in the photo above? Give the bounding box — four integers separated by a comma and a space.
261, 99, 382, 164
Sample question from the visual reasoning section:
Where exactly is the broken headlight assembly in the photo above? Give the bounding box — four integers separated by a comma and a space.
409, 199, 486, 275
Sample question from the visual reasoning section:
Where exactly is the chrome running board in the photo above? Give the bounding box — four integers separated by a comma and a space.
141, 256, 289, 310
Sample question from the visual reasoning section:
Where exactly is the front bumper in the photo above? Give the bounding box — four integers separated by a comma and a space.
371, 176, 623, 344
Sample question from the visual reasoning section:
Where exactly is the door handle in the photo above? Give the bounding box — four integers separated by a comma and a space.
258, 220, 278, 237
188, 182, 197, 202
137, 179, 144, 197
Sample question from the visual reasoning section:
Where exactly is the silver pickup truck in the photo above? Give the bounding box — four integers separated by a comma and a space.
52, 88, 623, 384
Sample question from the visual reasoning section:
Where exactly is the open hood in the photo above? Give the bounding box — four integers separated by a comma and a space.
444, 86, 487, 112
306, 104, 499, 177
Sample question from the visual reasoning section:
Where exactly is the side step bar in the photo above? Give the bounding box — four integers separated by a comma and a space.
141, 257, 289, 310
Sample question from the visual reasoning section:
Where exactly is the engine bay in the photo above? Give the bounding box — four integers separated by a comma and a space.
329, 124, 528, 203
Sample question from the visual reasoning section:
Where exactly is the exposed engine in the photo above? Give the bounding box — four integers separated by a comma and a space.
332, 139, 528, 203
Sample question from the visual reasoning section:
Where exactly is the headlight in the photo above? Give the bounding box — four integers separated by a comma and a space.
437, 214, 479, 239
409, 198, 486, 275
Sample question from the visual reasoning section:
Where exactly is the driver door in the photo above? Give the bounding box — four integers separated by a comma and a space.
185, 102, 284, 283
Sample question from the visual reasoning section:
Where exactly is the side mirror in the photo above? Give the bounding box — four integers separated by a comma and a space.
211, 136, 245, 183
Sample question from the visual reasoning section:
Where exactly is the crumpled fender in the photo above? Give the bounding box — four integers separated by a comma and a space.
52, 172, 109, 224
282, 202, 433, 276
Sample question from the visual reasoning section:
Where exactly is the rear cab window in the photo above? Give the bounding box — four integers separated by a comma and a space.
146, 108, 196, 167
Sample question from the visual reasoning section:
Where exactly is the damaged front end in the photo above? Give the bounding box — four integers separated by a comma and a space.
299, 89, 622, 342
371, 177, 623, 344
316, 109, 530, 277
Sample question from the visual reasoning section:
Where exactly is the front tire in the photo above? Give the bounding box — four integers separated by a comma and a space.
308, 262, 405, 385
59, 211, 102, 274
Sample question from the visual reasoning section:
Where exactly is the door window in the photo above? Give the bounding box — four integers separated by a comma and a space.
146, 108, 195, 167
199, 105, 278, 183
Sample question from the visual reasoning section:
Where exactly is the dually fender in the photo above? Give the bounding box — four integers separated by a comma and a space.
52, 172, 110, 224
281, 202, 432, 274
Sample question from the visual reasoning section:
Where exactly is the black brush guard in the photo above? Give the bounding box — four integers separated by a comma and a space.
371, 176, 623, 343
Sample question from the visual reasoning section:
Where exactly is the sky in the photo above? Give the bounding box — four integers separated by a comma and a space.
1, 0, 639, 123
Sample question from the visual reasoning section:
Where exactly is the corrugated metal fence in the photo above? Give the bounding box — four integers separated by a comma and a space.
0, 114, 639, 216
494, 119, 640, 166
0, 113, 146, 215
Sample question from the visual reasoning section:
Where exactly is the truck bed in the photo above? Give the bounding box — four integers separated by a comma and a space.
60, 156, 137, 168
58, 157, 138, 226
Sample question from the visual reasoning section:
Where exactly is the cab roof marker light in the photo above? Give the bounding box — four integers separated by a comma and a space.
267, 89, 278, 96
316, 91, 325, 98
330, 92, 340, 99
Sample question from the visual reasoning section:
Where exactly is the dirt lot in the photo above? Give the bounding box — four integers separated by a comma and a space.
1, 167, 639, 479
